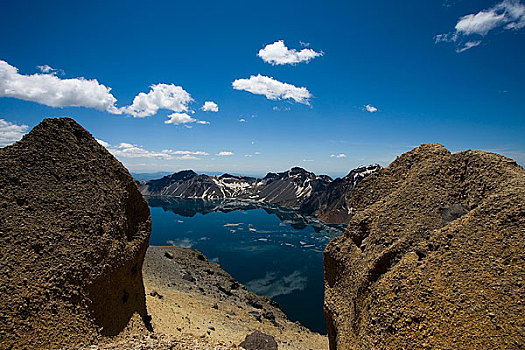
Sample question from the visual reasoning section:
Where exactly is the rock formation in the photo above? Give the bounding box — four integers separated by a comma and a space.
324, 144, 525, 349
0, 118, 151, 349
239, 330, 278, 350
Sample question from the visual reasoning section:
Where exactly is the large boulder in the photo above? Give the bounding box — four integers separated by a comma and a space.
239, 330, 278, 350
0, 118, 151, 349
324, 144, 525, 349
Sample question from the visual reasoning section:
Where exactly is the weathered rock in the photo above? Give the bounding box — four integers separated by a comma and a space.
324, 144, 525, 349
0, 118, 151, 349
239, 330, 278, 350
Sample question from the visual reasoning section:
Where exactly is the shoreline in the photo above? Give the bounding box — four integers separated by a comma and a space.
142, 245, 328, 350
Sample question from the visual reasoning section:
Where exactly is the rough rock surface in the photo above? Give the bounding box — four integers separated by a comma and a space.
74, 333, 242, 350
239, 330, 278, 350
0, 118, 151, 349
324, 144, 525, 349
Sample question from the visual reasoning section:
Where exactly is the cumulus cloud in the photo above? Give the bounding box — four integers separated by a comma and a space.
364, 104, 378, 113
201, 101, 219, 112
0, 60, 120, 114
122, 83, 193, 118
164, 113, 196, 125
97, 140, 207, 160
163, 113, 209, 126
330, 153, 347, 158
232, 74, 312, 105
1, 60, 219, 122
258, 40, 323, 65
435, 0, 525, 52
217, 151, 234, 156
245, 270, 307, 298
0, 119, 29, 147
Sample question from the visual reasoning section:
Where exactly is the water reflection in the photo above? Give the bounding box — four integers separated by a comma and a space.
146, 196, 345, 236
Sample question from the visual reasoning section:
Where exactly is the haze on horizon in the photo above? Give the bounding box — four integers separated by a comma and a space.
1, 0, 524, 179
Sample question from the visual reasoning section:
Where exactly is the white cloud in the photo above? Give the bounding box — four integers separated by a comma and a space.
201, 101, 219, 112
299, 40, 310, 47
96, 139, 109, 147
239, 118, 246, 122
217, 151, 234, 156
161, 150, 209, 155
456, 40, 482, 53
258, 40, 323, 65
0, 60, 121, 114
98, 140, 206, 160
244, 154, 252, 157
0, 119, 29, 147
164, 113, 209, 126
302, 159, 314, 162
254, 151, 261, 155
435, 0, 525, 52
36, 65, 54, 73
365, 104, 378, 113
164, 112, 196, 125
232, 74, 312, 105
330, 153, 347, 158
455, 10, 506, 36
122, 83, 193, 118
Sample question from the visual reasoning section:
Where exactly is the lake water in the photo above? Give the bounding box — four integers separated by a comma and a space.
147, 197, 345, 334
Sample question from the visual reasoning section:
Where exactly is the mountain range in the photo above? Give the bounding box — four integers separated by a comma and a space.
136, 164, 381, 224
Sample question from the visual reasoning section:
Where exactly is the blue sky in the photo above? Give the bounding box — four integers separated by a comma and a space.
1, 0, 524, 178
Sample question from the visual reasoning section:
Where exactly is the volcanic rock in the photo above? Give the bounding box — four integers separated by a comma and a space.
0, 118, 151, 349
324, 144, 525, 349
239, 330, 278, 350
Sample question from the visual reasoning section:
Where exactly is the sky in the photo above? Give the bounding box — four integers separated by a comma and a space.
1, 0, 524, 178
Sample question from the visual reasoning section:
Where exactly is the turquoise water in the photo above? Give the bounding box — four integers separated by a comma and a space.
147, 197, 344, 334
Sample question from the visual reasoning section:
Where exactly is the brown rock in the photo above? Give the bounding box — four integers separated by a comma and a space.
239, 330, 278, 350
324, 144, 525, 349
0, 118, 151, 349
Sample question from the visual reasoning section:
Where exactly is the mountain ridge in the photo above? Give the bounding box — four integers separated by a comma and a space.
136, 164, 381, 224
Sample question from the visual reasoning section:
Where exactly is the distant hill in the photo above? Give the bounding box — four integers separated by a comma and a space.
136, 165, 381, 224
132, 171, 173, 181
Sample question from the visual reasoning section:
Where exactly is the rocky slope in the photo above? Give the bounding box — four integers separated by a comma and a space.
137, 165, 381, 224
324, 144, 525, 349
299, 165, 380, 224
141, 246, 328, 350
0, 118, 152, 349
